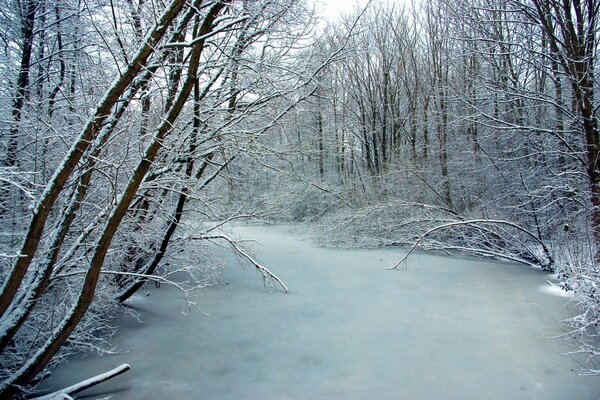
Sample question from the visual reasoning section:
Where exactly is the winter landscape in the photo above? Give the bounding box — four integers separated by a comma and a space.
1, 0, 600, 398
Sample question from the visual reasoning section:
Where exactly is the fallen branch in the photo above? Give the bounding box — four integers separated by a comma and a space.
389, 219, 554, 270
32, 364, 130, 400
188, 234, 288, 293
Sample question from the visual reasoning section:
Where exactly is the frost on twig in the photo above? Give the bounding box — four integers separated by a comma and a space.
555, 262, 600, 376
187, 233, 288, 293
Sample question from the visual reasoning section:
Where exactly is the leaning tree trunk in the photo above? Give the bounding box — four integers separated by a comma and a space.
117, 26, 251, 302
0, 0, 189, 320
0, 2, 230, 397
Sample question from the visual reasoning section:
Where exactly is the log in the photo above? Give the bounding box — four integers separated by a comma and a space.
32, 364, 130, 400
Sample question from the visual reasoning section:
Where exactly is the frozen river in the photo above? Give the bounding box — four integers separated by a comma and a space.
40, 225, 600, 399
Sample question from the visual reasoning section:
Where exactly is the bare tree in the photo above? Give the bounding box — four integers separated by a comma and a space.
0, 0, 322, 396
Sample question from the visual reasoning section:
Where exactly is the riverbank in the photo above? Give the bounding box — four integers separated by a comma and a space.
37, 225, 600, 399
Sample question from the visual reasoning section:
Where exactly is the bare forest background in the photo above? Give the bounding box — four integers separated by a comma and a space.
0, 0, 598, 397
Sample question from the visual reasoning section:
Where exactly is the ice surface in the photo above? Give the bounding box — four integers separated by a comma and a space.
38, 225, 600, 399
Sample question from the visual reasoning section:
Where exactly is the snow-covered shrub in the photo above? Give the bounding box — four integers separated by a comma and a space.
288, 185, 336, 221
310, 199, 554, 270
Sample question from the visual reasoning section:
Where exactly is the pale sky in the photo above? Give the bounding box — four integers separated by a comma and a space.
315, 0, 410, 21
314, 0, 370, 21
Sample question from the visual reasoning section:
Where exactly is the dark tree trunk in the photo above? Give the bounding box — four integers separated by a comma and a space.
0, 0, 189, 320
4, 0, 38, 169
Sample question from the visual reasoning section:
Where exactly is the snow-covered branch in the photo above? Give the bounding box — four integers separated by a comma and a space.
32, 364, 130, 400
187, 234, 288, 293
389, 219, 554, 270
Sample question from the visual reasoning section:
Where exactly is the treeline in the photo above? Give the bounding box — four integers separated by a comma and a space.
289, 0, 596, 241
242, 0, 599, 373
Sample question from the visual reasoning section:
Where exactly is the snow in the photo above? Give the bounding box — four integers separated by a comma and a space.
38, 225, 600, 399
539, 282, 573, 298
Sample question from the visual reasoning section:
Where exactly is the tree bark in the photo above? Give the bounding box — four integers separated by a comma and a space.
0, 0, 189, 320
0, 2, 230, 396
4, 0, 38, 169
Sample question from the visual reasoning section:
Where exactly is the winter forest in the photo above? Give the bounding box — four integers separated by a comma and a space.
0, 0, 599, 397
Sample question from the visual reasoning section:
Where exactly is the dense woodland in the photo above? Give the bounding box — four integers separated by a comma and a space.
0, 0, 598, 397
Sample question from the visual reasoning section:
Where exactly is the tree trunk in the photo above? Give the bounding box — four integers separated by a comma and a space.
0, 0, 189, 320
0, 2, 228, 396
4, 0, 37, 169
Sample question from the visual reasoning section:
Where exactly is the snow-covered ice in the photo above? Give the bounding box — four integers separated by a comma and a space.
38, 225, 600, 399
539, 282, 573, 298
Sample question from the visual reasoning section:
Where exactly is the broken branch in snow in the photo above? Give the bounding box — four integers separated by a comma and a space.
32, 364, 130, 400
